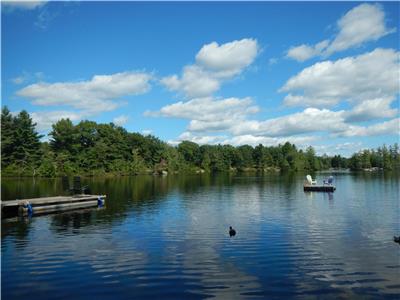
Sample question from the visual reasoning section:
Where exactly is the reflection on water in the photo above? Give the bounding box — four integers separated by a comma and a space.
2, 172, 400, 299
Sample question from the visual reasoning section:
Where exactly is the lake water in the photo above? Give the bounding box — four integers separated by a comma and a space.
2, 172, 400, 299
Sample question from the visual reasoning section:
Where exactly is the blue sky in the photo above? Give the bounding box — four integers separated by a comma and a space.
2, 1, 399, 156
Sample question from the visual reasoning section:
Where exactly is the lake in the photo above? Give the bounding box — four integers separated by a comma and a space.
1, 172, 399, 299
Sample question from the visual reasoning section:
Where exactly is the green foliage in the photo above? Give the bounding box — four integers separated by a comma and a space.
129, 149, 147, 175
38, 158, 57, 177
348, 144, 400, 171
37, 143, 56, 177
1, 106, 14, 167
50, 118, 78, 155
178, 141, 201, 166
1, 107, 43, 175
2, 107, 398, 177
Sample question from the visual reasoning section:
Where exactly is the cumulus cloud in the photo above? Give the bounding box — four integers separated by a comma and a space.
188, 119, 239, 133
338, 118, 399, 137
170, 131, 317, 148
113, 115, 129, 126
326, 3, 394, 55
148, 95, 398, 146
145, 96, 259, 133
146, 96, 258, 121
17, 71, 152, 113
344, 98, 398, 123
287, 40, 329, 62
195, 38, 259, 77
281, 48, 399, 108
222, 135, 318, 147
231, 108, 347, 137
30, 110, 85, 132
286, 3, 394, 61
313, 142, 363, 156
174, 131, 228, 145
228, 108, 399, 139
161, 38, 259, 98
161, 65, 220, 98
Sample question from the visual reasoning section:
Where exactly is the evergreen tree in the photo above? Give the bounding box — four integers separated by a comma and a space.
178, 141, 201, 166
12, 110, 43, 173
3, 107, 399, 176
50, 119, 78, 155
305, 146, 317, 170
237, 145, 254, 169
1, 106, 15, 167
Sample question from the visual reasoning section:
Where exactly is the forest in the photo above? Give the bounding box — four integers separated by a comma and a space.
1, 106, 399, 177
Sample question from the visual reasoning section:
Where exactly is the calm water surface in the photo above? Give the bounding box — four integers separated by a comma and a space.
2, 172, 400, 299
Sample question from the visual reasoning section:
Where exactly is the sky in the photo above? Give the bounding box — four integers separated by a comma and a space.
2, 1, 399, 156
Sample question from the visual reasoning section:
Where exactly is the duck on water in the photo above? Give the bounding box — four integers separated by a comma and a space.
229, 226, 236, 237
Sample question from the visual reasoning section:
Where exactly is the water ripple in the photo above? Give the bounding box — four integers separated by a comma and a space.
2, 173, 400, 299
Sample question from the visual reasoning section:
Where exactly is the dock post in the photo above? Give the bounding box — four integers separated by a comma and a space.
97, 196, 104, 207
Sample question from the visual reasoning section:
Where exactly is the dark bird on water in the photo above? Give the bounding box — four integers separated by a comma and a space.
229, 226, 236, 237
394, 236, 400, 244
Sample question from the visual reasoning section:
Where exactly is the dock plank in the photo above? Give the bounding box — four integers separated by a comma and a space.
303, 185, 336, 192
1, 195, 106, 207
19, 200, 99, 215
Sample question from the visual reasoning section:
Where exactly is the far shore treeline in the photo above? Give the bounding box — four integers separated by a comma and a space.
1, 107, 399, 177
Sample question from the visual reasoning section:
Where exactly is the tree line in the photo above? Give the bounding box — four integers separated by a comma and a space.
1, 107, 399, 177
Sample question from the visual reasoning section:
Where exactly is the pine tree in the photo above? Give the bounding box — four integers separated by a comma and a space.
1, 106, 15, 167
50, 118, 78, 155
305, 146, 317, 170
12, 110, 43, 171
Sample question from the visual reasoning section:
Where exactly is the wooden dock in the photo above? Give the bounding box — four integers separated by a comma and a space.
1, 194, 106, 218
304, 185, 336, 192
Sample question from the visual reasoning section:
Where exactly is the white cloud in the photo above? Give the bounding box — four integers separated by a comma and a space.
313, 142, 363, 156
344, 97, 398, 123
146, 96, 258, 122
2, 0, 46, 11
160, 66, 220, 98
222, 135, 318, 147
287, 40, 329, 62
17, 71, 152, 113
281, 48, 399, 108
195, 38, 259, 77
146, 96, 260, 135
232, 108, 347, 137
286, 3, 394, 62
30, 110, 85, 132
230, 108, 399, 139
175, 131, 227, 145
181, 104, 398, 140
338, 118, 399, 137
161, 38, 259, 98
113, 115, 129, 126
148, 93, 398, 144
188, 119, 239, 133
170, 131, 318, 148
326, 3, 394, 55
